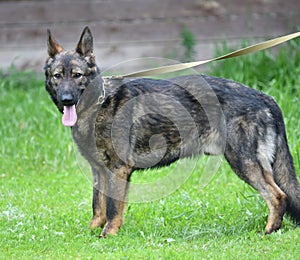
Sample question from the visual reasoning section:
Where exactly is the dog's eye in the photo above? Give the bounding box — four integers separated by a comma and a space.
53, 73, 62, 79
74, 73, 83, 79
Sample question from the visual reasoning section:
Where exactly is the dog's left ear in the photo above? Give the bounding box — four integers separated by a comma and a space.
76, 26, 94, 57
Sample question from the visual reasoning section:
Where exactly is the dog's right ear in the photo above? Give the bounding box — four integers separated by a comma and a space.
47, 29, 63, 57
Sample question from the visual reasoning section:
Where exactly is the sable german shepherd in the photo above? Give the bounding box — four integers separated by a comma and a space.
45, 27, 300, 238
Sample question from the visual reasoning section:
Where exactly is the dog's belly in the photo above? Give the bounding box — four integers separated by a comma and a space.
129, 113, 224, 169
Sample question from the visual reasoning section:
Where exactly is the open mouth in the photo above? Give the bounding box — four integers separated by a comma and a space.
62, 105, 77, 127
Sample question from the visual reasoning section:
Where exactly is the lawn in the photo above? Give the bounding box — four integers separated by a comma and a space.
1, 39, 300, 259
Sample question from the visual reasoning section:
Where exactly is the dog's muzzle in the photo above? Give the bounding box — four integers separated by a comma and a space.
61, 93, 76, 106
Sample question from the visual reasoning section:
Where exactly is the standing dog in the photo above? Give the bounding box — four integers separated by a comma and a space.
45, 27, 300, 238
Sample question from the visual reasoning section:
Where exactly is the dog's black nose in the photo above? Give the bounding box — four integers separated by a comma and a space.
61, 93, 75, 105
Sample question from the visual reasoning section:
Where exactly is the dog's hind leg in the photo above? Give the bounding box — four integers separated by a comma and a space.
260, 169, 287, 234
100, 164, 132, 238
90, 167, 108, 228
225, 147, 287, 234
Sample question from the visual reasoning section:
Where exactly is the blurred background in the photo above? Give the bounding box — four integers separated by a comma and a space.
0, 0, 299, 73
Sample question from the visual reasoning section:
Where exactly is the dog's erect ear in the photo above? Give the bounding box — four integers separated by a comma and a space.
76, 26, 94, 57
47, 29, 63, 58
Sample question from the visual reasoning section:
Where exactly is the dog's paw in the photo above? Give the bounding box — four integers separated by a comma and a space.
99, 221, 121, 238
90, 217, 106, 229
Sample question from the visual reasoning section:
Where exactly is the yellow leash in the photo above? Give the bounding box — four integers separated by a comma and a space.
116, 31, 300, 78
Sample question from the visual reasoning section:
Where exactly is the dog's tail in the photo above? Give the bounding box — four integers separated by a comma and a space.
273, 132, 300, 226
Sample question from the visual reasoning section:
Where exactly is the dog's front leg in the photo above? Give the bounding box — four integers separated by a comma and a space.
100, 164, 132, 238
90, 166, 108, 229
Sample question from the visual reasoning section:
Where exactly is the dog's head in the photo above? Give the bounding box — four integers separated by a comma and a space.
44, 27, 101, 126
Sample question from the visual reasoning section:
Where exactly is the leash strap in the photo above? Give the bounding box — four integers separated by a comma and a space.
117, 31, 300, 78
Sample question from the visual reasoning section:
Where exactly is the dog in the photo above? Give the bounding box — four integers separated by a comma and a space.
44, 26, 300, 238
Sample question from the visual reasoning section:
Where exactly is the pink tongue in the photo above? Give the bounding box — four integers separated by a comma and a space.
62, 105, 77, 127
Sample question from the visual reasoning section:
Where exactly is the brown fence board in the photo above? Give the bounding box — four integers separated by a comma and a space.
0, 0, 299, 71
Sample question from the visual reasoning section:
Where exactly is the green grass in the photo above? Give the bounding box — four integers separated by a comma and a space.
1, 39, 300, 259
